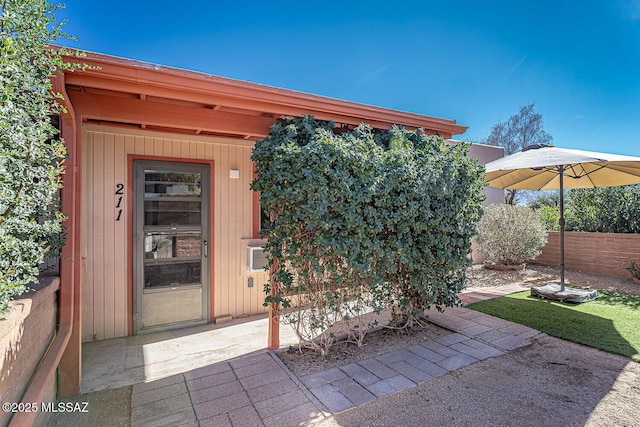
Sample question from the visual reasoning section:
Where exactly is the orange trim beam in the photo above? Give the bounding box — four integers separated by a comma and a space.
58, 84, 84, 399
63, 51, 467, 138
67, 91, 276, 138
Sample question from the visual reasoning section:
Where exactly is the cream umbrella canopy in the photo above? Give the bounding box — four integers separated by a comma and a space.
484, 144, 640, 291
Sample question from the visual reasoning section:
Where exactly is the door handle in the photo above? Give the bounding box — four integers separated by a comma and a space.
203, 240, 208, 257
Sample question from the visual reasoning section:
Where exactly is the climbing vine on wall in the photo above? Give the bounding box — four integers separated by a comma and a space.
251, 116, 485, 354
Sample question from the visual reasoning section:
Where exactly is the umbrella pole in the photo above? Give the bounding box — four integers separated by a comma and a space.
559, 166, 566, 292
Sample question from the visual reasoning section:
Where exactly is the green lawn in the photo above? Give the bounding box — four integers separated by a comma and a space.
468, 290, 640, 361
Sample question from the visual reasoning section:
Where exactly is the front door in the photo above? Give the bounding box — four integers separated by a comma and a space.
134, 161, 210, 333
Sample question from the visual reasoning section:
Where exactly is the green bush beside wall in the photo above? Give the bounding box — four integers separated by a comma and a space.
251, 116, 485, 353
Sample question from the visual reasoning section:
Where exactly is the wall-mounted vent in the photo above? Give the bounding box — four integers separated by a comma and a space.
247, 245, 267, 272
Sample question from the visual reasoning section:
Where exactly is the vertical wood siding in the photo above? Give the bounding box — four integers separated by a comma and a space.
81, 125, 268, 342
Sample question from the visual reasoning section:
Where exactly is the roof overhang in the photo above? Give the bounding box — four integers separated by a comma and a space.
60, 50, 467, 140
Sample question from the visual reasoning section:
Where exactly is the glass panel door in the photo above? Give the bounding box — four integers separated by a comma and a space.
134, 162, 210, 333
143, 231, 202, 288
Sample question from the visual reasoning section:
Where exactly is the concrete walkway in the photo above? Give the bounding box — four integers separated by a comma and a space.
459, 282, 531, 305
80, 315, 300, 394
49, 285, 539, 426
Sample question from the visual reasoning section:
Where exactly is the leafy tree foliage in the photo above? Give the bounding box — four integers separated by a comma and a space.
526, 190, 560, 210
536, 205, 560, 231
565, 185, 640, 233
520, 186, 640, 233
475, 204, 547, 265
252, 116, 485, 353
485, 103, 553, 204
526, 190, 560, 231
0, 0, 82, 312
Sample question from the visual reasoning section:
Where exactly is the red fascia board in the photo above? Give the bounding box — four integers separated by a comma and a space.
63, 51, 467, 136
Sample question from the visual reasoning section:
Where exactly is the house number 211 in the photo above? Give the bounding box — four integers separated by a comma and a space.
115, 183, 124, 221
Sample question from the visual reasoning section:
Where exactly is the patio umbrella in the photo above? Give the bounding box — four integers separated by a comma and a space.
484, 144, 640, 292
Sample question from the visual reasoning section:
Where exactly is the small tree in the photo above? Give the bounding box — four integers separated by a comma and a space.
0, 0, 82, 312
476, 204, 547, 266
485, 104, 553, 205
526, 190, 560, 209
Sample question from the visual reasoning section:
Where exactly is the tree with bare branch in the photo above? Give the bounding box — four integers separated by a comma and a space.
485, 103, 553, 204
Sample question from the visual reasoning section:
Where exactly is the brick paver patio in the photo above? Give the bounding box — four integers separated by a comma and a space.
52, 284, 541, 426
126, 292, 543, 425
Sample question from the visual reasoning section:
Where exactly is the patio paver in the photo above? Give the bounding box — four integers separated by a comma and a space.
437, 352, 479, 371
123, 306, 545, 425
365, 375, 416, 398
52, 284, 546, 426
332, 377, 377, 406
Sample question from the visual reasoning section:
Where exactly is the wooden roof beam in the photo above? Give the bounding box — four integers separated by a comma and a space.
68, 91, 275, 138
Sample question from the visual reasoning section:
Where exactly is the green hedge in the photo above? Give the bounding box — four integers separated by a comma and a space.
1, 0, 84, 312
565, 186, 640, 233
251, 116, 485, 353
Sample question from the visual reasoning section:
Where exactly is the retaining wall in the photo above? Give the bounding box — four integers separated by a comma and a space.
0, 276, 59, 427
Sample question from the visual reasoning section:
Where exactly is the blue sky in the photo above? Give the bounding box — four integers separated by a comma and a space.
56, 1, 640, 156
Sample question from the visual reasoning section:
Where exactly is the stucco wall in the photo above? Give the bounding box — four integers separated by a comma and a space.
531, 231, 640, 279
0, 276, 59, 426
465, 142, 504, 263
465, 142, 504, 205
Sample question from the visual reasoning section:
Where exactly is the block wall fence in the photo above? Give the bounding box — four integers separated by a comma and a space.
0, 276, 59, 426
531, 231, 640, 279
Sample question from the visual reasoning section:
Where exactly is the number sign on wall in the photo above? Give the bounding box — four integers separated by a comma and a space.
115, 183, 124, 221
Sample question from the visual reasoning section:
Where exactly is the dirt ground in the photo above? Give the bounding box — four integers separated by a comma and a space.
466, 264, 640, 297
279, 265, 640, 376
320, 335, 640, 427
279, 265, 640, 426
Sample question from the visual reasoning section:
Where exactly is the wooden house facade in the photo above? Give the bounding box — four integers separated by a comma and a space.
51, 51, 502, 396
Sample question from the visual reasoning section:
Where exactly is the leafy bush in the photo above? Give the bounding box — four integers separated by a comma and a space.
252, 116, 485, 353
565, 186, 640, 233
0, 1, 83, 312
476, 204, 547, 266
627, 261, 640, 280
537, 205, 560, 231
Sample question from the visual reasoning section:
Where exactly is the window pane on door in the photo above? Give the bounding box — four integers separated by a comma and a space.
144, 232, 201, 259
143, 231, 202, 288
144, 261, 201, 288
144, 170, 202, 226
144, 201, 201, 226
144, 171, 202, 197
